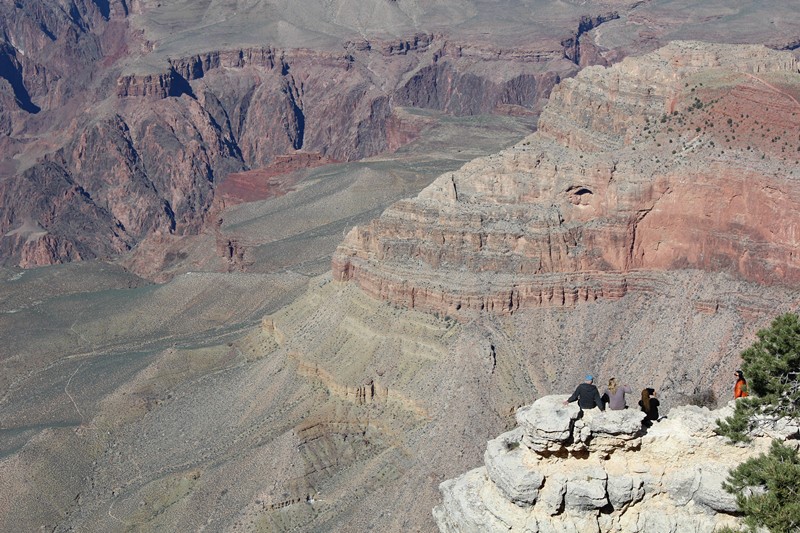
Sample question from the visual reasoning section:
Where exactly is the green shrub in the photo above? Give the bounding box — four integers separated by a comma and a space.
723, 440, 800, 532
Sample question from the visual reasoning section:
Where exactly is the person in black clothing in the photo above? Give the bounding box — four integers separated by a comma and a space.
563, 375, 605, 411
639, 387, 660, 426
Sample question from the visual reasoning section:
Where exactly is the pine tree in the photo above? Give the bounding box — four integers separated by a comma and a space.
716, 312, 800, 443
722, 440, 800, 532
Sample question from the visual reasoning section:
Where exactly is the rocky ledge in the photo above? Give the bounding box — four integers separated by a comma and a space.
433, 395, 798, 532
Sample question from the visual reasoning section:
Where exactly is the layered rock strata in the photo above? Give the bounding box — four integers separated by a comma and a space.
1, 24, 581, 268
433, 395, 791, 532
333, 42, 800, 318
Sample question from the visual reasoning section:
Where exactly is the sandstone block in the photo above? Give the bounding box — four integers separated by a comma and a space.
665, 467, 698, 506
587, 408, 646, 436
607, 475, 645, 510
564, 466, 608, 511
537, 472, 567, 516
666, 404, 724, 438
484, 428, 544, 506
479, 475, 532, 530
516, 395, 580, 452
693, 464, 738, 513
433, 468, 510, 533
528, 512, 600, 533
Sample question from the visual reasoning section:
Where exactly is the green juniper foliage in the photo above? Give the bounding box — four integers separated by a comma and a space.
716, 313, 800, 443
722, 440, 800, 532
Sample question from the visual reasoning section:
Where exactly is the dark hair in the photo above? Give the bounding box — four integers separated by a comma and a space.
735, 370, 746, 382
641, 388, 651, 413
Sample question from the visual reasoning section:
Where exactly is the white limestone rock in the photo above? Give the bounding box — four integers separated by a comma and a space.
433, 468, 510, 533
435, 394, 785, 533
750, 413, 800, 440
606, 474, 645, 511
516, 395, 580, 453
484, 428, 544, 506
666, 404, 726, 438
582, 408, 646, 454
537, 472, 567, 516
693, 464, 738, 513
527, 512, 600, 533
564, 466, 608, 511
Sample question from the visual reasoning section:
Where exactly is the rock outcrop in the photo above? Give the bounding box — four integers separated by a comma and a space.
433, 395, 787, 532
333, 42, 800, 318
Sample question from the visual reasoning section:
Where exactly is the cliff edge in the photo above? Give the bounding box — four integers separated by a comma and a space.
433, 395, 799, 532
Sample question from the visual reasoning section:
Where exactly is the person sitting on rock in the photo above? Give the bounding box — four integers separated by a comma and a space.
603, 377, 632, 410
563, 374, 605, 411
639, 387, 660, 426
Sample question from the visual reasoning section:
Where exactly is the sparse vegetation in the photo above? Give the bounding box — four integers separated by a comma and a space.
715, 314, 800, 532
675, 388, 717, 409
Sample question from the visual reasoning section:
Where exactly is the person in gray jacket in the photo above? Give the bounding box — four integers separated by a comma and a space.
563, 374, 605, 410
602, 377, 632, 410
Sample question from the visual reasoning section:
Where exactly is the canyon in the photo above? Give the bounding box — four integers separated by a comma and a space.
333, 41, 800, 316
2, 1, 800, 532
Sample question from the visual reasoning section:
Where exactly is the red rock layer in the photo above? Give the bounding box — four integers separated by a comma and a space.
332, 42, 800, 317
217, 153, 333, 205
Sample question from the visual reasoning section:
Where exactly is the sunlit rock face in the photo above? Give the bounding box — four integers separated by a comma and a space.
433, 395, 779, 533
2, 0, 597, 269
333, 42, 800, 318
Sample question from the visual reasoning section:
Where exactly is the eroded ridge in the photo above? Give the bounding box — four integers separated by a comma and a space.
333, 42, 800, 318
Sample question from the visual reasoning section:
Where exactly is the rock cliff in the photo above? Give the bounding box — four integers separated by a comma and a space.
5, 0, 797, 272
332, 41, 800, 318
3, 0, 603, 270
433, 395, 798, 532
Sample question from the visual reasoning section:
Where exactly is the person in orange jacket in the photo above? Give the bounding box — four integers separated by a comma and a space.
734, 370, 749, 399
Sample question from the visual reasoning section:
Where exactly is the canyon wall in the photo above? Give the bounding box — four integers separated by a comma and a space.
2, 0, 616, 270
333, 41, 800, 317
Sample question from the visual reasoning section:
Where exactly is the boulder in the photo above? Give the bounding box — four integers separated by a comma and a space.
433, 468, 511, 533
606, 475, 645, 510
564, 466, 608, 511
516, 395, 580, 453
536, 472, 567, 516
484, 428, 545, 506
694, 464, 738, 513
